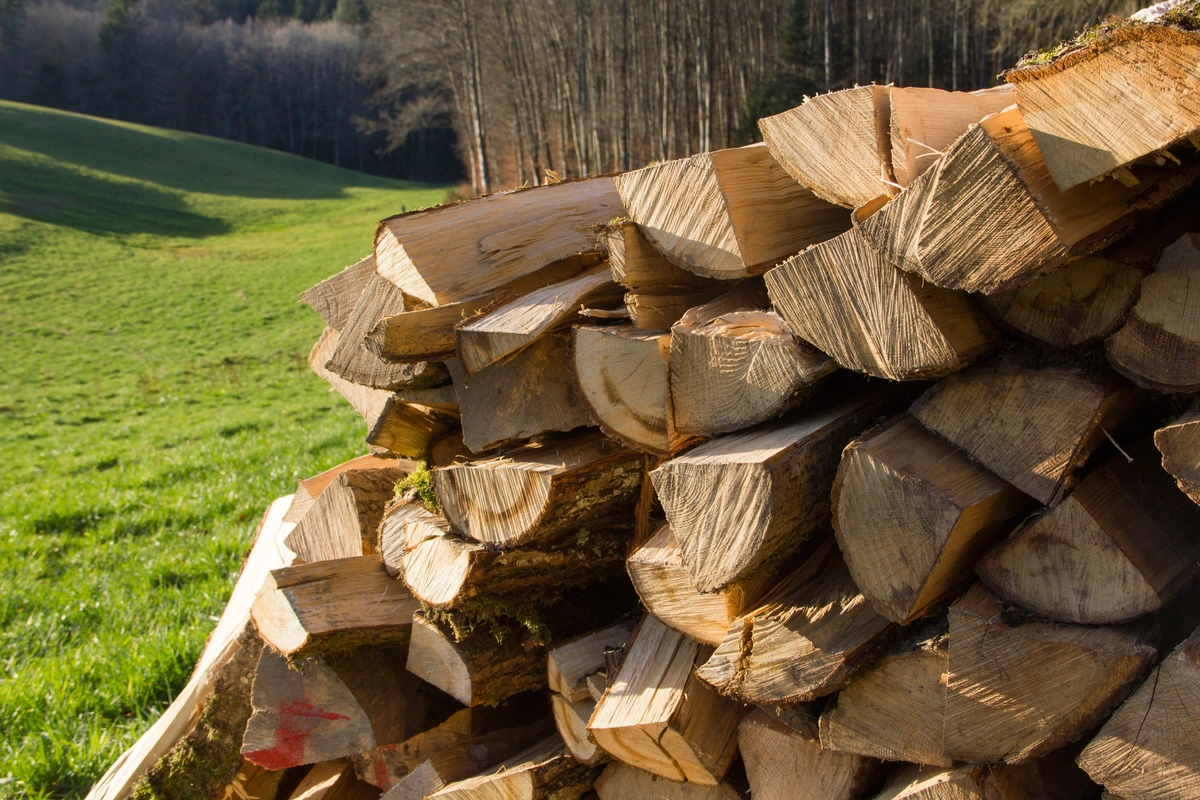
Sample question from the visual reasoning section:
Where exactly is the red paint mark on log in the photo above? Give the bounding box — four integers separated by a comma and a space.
244, 699, 351, 770
374, 759, 391, 790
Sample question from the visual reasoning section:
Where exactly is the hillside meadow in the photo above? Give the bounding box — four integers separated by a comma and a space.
0, 100, 445, 798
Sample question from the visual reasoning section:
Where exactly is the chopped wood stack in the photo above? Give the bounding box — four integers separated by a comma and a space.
91, 13, 1200, 800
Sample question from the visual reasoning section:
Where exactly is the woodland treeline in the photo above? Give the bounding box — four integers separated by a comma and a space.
0, 0, 1140, 188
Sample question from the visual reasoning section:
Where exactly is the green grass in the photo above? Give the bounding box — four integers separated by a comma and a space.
0, 100, 446, 798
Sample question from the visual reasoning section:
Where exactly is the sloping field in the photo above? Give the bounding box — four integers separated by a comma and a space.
0, 100, 445, 799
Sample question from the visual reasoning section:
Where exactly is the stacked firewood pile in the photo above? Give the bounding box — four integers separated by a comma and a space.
90, 11, 1200, 800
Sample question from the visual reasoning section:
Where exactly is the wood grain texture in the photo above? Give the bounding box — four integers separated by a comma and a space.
696, 539, 895, 705
285, 455, 407, 525
349, 707, 473, 790
615, 143, 849, 279
872, 760, 1096, 800
424, 734, 600, 800
374, 177, 622, 307
739, 708, 880, 800
888, 85, 1015, 186
944, 583, 1156, 764
284, 465, 403, 563
367, 297, 504, 364
302, 256, 375, 333
833, 415, 1028, 624
910, 360, 1141, 506
1155, 405, 1200, 505
286, 759, 379, 800
593, 762, 741, 800
547, 619, 636, 703
765, 228, 998, 380
308, 328, 391, 435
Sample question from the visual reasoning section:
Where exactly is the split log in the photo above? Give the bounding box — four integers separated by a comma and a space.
424, 734, 600, 800
587, 614, 742, 785
284, 463, 403, 563
219, 761, 285, 800
873, 765, 981, 800
392, 384, 458, 416
251, 556, 418, 656
738, 708, 880, 800
626, 287, 727, 331
366, 297, 503, 364
551, 694, 605, 767
758, 86, 893, 209
309, 328, 391, 433
615, 143, 850, 280
242, 646, 455, 771
547, 619, 637, 703
1004, 22, 1200, 191
976, 442, 1200, 625
1155, 405, 1200, 505
910, 360, 1142, 506
455, 265, 624, 374
302, 256, 375, 333
377, 496, 447, 577
1078, 625, 1200, 800
670, 298, 837, 437
832, 414, 1029, 624
284, 455, 408, 525
857, 105, 1200, 295
449, 335, 594, 453
432, 432, 642, 547
982, 256, 1144, 348
874, 757, 1097, 800
572, 325, 690, 455
818, 623, 951, 767
605, 220, 726, 329
944, 583, 1157, 764
374, 177, 622, 307
382, 719, 558, 800
287, 759, 379, 800
765, 228, 998, 381
626, 524, 773, 646
594, 763, 742, 800
888, 85, 1015, 186
1106, 233, 1200, 391
365, 398, 454, 460
350, 707, 474, 790
695, 538, 895, 705
650, 383, 901, 592
88, 496, 297, 800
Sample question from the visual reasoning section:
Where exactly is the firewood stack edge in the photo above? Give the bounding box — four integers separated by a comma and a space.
89, 10, 1200, 800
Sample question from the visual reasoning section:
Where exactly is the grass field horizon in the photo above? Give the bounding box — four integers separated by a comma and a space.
0, 100, 446, 798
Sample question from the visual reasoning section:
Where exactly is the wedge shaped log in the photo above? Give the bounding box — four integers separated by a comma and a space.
284, 463, 404, 563
1155, 405, 1200, 505
739, 708, 881, 800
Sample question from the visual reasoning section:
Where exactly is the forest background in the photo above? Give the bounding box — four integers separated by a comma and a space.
0, 0, 1143, 194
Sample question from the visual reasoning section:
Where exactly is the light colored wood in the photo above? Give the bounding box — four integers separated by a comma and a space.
302, 256, 375, 332
433, 432, 641, 547
251, 556, 418, 656
858, 105, 1200, 295
449, 335, 594, 454
425, 734, 599, 800
872, 765, 981, 800
869, 761, 1095, 800
1107, 233, 1200, 391
86, 496, 297, 800
832, 415, 1028, 624
616, 143, 850, 280
572, 325, 691, 455
365, 398, 453, 460
308, 328, 391, 434
587, 614, 742, 785
976, 443, 1200, 625
456, 265, 624, 374
759, 85, 893, 209
350, 708, 474, 790
1155, 405, 1200, 505
547, 619, 637, 703
605, 220, 717, 291
910, 360, 1142, 506
243, 646, 448, 771
1005, 23, 1200, 191
983, 256, 1144, 348
366, 297, 503, 364
739, 707, 879, 800
944, 583, 1157, 764
594, 763, 742, 800
393, 385, 458, 416
671, 306, 836, 437
695, 538, 894, 705
888, 86, 1015, 186
219, 760, 285, 800
650, 385, 900, 592
626, 524, 773, 646
551, 694, 605, 766
819, 626, 951, 767
285, 455, 407, 525
284, 464, 403, 563
765, 228, 998, 381
374, 177, 623, 307
377, 496, 447, 577
287, 759, 378, 800
1078, 625, 1200, 800
626, 287, 727, 331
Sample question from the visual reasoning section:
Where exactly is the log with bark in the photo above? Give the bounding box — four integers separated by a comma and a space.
547, 619, 635, 766
587, 614, 742, 785
302, 256, 375, 333
1077, 624, 1200, 800
423, 734, 600, 800
373, 178, 622, 307
832, 414, 1029, 624
764, 228, 999, 381
284, 462, 404, 563
349, 707, 474, 791
943, 583, 1157, 764
696, 538, 895, 705
1106, 233, 1200, 391
615, 143, 850, 280
910, 359, 1142, 506
1155, 404, 1200, 505
976, 440, 1200, 625
285, 455, 409, 525
650, 382, 901, 592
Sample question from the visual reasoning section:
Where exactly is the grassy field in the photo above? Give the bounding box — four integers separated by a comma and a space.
0, 100, 446, 798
